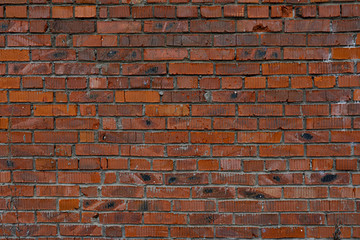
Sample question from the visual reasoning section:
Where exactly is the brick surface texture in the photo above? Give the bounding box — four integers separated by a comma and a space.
0, 0, 359, 239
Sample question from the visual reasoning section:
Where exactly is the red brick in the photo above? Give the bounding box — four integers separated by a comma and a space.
262, 227, 305, 238
177, 5, 198, 18
125, 226, 168, 238
248, 6, 269, 18
75, 6, 96, 18
52, 6, 73, 18
97, 21, 141, 33
0, 49, 29, 61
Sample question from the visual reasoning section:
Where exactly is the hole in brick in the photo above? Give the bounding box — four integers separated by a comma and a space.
140, 174, 151, 181
107, 51, 117, 58
321, 174, 337, 183
105, 201, 115, 209
301, 133, 313, 140
168, 177, 176, 184
255, 194, 265, 199
231, 92, 238, 99
203, 188, 213, 194
273, 176, 281, 182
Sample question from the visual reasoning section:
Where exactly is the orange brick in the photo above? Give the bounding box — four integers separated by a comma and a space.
75, 6, 96, 18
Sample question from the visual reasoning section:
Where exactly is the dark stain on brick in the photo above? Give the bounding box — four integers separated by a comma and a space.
243, 190, 266, 199
84, 201, 90, 206
281, 6, 292, 15
166, 22, 174, 30
252, 24, 270, 32
271, 52, 279, 58
105, 201, 115, 209
168, 177, 177, 184
145, 120, 151, 126
131, 51, 137, 58
203, 188, 213, 194
53, 51, 67, 59
231, 92, 238, 99
188, 175, 199, 181
301, 133, 313, 140
255, 49, 267, 59
107, 51, 117, 58
13, 66, 19, 72
140, 201, 148, 211
255, 194, 265, 199
295, 7, 303, 17
145, 67, 158, 74
321, 174, 337, 183
205, 215, 215, 223
155, 23, 163, 29
6, 160, 14, 168
0, 23, 8, 30
140, 174, 151, 181
273, 176, 281, 182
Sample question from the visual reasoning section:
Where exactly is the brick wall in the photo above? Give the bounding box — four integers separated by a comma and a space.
0, 0, 360, 239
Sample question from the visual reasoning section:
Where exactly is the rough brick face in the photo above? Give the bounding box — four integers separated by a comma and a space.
0, 1, 359, 239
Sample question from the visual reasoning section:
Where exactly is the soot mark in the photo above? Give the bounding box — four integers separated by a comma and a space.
145, 67, 158, 74
231, 92, 238, 99
203, 188, 213, 194
140, 174, 151, 181
321, 174, 337, 183
301, 133, 313, 140
145, 120, 151, 126
273, 176, 281, 182
168, 177, 176, 184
